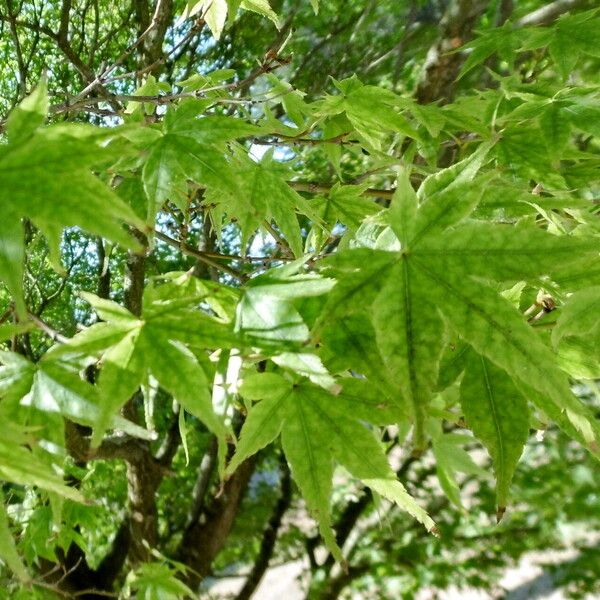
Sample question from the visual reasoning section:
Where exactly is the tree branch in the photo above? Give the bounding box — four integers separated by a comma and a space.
416, 0, 488, 104
517, 0, 594, 27
179, 456, 258, 589
184, 435, 219, 530
235, 457, 292, 600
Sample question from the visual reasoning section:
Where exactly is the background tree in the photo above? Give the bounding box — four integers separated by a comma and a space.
0, 1, 599, 598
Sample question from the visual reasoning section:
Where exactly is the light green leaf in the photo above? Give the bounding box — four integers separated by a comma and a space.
423, 268, 596, 443
238, 372, 292, 401
240, 0, 279, 26
80, 292, 139, 324
147, 311, 236, 350
94, 327, 146, 445
229, 381, 435, 560
26, 363, 153, 442
313, 183, 379, 232
237, 293, 308, 344
0, 322, 33, 342
142, 134, 233, 212
540, 103, 571, 160
168, 114, 261, 144
305, 389, 435, 532
416, 223, 599, 281
272, 352, 337, 391
0, 124, 146, 252
0, 219, 25, 316
6, 80, 48, 144
552, 286, 600, 346
319, 156, 600, 453
227, 389, 289, 475
185, 0, 228, 39
0, 429, 84, 502
371, 259, 444, 448
0, 494, 29, 582
460, 354, 529, 510
140, 330, 226, 438
45, 321, 138, 359
409, 144, 492, 247
281, 398, 340, 562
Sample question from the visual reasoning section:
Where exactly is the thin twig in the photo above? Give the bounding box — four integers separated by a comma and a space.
154, 230, 245, 280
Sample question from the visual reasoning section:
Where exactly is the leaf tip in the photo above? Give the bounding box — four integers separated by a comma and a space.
496, 506, 506, 523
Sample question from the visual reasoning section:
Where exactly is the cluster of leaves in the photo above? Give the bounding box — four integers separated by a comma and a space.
0, 1, 598, 598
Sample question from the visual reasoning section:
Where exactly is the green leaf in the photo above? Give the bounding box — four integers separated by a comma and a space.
238, 372, 292, 400
281, 396, 340, 561
237, 265, 333, 347
79, 292, 139, 324
312, 183, 379, 232
225, 157, 320, 257
27, 363, 153, 441
460, 354, 529, 511
272, 352, 337, 391
458, 26, 509, 79
227, 384, 290, 475
409, 144, 492, 245
142, 133, 233, 212
323, 79, 420, 148
0, 494, 29, 583
422, 269, 596, 443
0, 118, 146, 255
0, 219, 25, 316
168, 115, 261, 144
93, 327, 146, 445
240, 0, 279, 26
305, 388, 435, 532
371, 259, 444, 449
539, 103, 571, 161
0, 322, 33, 342
140, 330, 226, 438
147, 311, 236, 350
319, 156, 600, 452
45, 321, 138, 359
321, 315, 397, 397
552, 286, 600, 345
0, 351, 36, 407
6, 80, 48, 144
495, 127, 564, 188
228, 382, 435, 560
185, 0, 228, 39
548, 10, 600, 78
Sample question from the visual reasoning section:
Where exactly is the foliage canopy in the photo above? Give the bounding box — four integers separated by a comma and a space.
0, 0, 599, 598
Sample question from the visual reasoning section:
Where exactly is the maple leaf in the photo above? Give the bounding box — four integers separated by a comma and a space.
316, 154, 600, 455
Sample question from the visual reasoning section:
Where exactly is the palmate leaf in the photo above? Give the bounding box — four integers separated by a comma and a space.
46, 279, 236, 444
317, 77, 419, 149
0, 85, 145, 314
206, 151, 321, 257
142, 130, 235, 214
143, 103, 259, 216
227, 375, 435, 562
312, 183, 380, 233
318, 159, 600, 460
